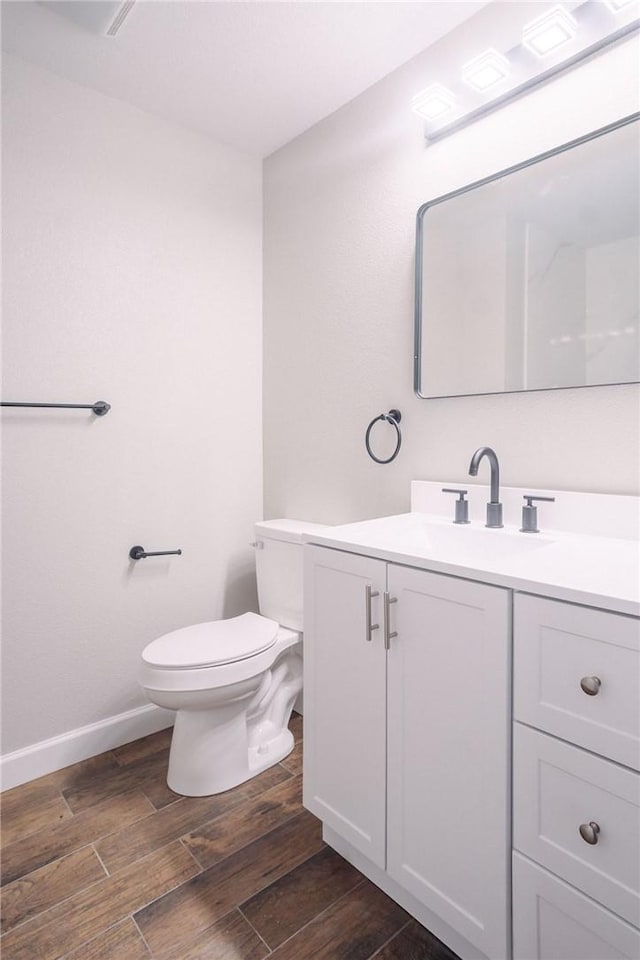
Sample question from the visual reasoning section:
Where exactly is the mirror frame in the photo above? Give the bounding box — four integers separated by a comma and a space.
413, 112, 640, 399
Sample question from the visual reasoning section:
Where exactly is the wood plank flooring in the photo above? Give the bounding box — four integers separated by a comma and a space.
0, 713, 460, 960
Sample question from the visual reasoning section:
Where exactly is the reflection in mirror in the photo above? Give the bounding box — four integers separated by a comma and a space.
415, 116, 640, 399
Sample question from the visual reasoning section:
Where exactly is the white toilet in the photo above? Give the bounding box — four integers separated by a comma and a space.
139, 519, 325, 797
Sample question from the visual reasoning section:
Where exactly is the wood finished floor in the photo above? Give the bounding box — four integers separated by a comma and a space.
0, 714, 460, 960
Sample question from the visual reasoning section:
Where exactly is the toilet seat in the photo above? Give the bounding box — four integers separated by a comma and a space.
140, 620, 300, 694
142, 612, 279, 670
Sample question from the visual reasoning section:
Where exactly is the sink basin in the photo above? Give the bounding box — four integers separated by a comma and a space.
415, 517, 554, 564
314, 513, 555, 569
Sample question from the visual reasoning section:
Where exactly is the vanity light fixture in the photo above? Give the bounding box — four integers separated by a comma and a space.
461, 49, 511, 92
522, 5, 577, 57
413, 1, 639, 143
411, 84, 456, 121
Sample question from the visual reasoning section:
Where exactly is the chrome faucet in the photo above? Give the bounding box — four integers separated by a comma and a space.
468, 447, 503, 528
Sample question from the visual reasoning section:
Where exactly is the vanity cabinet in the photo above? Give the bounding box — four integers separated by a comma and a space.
302, 489, 640, 960
512, 595, 640, 959
303, 545, 510, 960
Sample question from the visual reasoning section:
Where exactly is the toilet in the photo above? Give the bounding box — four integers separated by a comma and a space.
139, 519, 325, 797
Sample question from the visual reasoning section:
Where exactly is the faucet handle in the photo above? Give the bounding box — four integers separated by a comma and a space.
442, 488, 470, 525
521, 495, 555, 533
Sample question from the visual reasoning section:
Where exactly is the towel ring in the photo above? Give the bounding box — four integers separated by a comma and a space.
365, 409, 402, 464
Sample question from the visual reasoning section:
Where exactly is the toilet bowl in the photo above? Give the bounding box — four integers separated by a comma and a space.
139, 519, 325, 796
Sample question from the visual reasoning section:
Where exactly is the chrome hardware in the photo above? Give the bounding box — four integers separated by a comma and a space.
365, 410, 402, 465
579, 821, 600, 845
580, 676, 602, 696
1, 399, 111, 416
468, 447, 503, 528
383, 592, 398, 650
250, 541, 264, 549
520, 494, 555, 533
129, 545, 182, 560
442, 488, 470, 524
365, 584, 380, 642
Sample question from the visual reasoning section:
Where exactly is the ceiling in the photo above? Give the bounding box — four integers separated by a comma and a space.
1, 0, 488, 157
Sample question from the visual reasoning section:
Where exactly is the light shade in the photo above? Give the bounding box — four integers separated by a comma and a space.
411, 84, 456, 121
412, 1, 639, 143
461, 49, 511, 92
522, 5, 577, 57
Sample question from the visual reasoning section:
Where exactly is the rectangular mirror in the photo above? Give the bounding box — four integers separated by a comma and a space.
414, 115, 640, 399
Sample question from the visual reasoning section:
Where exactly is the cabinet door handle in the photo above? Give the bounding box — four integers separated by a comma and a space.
579, 821, 600, 845
580, 676, 601, 696
365, 584, 379, 642
383, 592, 398, 650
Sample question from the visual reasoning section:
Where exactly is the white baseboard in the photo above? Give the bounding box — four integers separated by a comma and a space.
0, 703, 174, 792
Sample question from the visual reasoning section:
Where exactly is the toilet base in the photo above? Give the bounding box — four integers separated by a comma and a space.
167, 714, 295, 797
165, 645, 302, 797
248, 727, 294, 775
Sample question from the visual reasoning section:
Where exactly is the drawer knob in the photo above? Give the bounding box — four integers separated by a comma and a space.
580, 676, 601, 696
579, 821, 600, 845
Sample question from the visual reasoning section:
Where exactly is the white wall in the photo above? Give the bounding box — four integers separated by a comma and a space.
1, 55, 263, 755
264, 5, 640, 525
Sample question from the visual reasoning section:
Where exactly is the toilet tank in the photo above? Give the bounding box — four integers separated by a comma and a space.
254, 519, 327, 632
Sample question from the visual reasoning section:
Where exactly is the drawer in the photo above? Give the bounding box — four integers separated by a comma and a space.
513, 853, 640, 960
514, 594, 640, 770
513, 723, 640, 927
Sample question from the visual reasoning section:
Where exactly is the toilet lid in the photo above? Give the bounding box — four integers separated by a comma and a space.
142, 612, 279, 669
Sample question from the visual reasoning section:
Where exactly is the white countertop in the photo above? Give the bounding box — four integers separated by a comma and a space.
304, 512, 640, 617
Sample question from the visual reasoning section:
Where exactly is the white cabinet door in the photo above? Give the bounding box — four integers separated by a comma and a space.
303, 545, 387, 868
386, 564, 510, 960
513, 853, 640, 960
